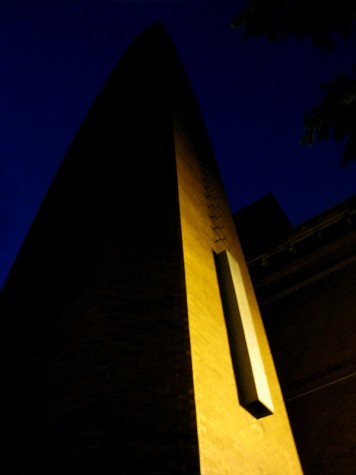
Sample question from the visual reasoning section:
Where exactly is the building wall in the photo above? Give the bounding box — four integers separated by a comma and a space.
173, 99, 302, 472
2, 24, 200, 474
2, 24, 302, 474
237, 195, 356, 474
262, 261, 356, 475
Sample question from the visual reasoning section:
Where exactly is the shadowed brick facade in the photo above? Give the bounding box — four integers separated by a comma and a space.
2, 25, 302, 474
235, 195, 356, 475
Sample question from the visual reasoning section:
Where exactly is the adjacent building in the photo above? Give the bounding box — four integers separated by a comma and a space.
235, 193, 356, 474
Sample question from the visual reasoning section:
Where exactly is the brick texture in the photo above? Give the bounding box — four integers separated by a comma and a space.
2, 24, 302, 474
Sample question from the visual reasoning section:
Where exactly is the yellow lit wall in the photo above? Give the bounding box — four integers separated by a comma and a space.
174, 119, 303, 474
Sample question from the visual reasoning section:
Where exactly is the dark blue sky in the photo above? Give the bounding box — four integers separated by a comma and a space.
1, 0, 355, 289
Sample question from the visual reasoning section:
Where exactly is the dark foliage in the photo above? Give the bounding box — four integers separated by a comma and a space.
231, 0, 356, 51
232, 0, 356, 163
301, 66, 356, 164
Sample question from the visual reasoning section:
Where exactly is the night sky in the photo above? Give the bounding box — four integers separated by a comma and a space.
1, 0, 355, 289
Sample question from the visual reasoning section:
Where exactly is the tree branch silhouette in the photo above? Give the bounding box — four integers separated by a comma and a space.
232, 0, 356, 163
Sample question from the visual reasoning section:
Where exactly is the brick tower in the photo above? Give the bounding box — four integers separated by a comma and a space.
2, 25, 302, 474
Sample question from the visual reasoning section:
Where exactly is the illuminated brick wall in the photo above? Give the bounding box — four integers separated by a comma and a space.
2, 25, 302, 473
173, 88, 301, 473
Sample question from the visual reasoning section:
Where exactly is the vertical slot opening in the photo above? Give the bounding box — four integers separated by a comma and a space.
214, 250, 274, 419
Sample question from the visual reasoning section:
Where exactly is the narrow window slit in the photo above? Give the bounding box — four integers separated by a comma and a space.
214, 250, 274, 419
